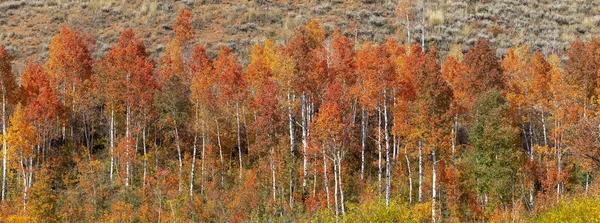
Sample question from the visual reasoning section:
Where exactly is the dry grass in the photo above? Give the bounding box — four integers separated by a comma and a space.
427, 9, 445, 26
139, 2, 158, 16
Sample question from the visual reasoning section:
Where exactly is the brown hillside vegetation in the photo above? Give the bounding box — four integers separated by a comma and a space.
2, 0, 600, 71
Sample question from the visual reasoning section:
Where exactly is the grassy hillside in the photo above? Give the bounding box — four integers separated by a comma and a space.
1, 0, 600, 70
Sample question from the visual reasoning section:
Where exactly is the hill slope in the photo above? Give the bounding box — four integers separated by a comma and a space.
2, 0, 600, 71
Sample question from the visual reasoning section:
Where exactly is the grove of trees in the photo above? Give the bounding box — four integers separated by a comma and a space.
2, 9, 600, 222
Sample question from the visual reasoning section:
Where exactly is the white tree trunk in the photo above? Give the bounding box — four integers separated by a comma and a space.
236, 102, 243, 179
361, 108, 367, 181
404, 143, 413, 204
174, 121, 182, 192
556, 130, 562, 203
333, 152, 339, 217
190, 119, 198, 198
201, 122, 206, 194
338, 151, 345, 216
1, 90, 7, 201
418, 140, 423, 203
301, 95, 309, 194
125, 105, 130, 187
406, 13, 412, 46
323, 149, 330, 208
384, 92, 390, 207
542, 112, 548, 146
110, 109, 115, 184
143, 126, 147, 186
216, 120, 224, 188
452, 114, 457, 162
377, 107, 382, 194
287, 93, 295, 207
271, 147, 277, 201
432, 148, 437, 223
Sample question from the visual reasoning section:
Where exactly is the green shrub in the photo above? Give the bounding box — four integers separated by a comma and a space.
535, 196, 600, 223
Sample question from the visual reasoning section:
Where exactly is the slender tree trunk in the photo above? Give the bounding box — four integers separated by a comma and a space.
405, 143, 413, 204
418, 140, 423, 203
377, 107, 382, 194
556, 122, 562, 203
361, 108, 367, 181
452, 114, 457, 162
110, 109, 115, 184
236, 102, 243, 179
432, 148, 437, 223
271, 146, 277, 201
406, 13, 412, 45
201, 122, 206, 194
338, 151, 345, 216
143, 126, 147, 187
19, 155, 32, 213
302, 95, 309, 194
313, 154, 317, 197
529, 112, 535, 208
190, 104, 199, 198
586, 171, 589, 194
287, 93, 295, 207
1, 90, 7, 202
529, 113, 534, 161
541, 111, 548, 147
174, 120, 183, 193
333, 152, 339, 218
125, 105, 130, 187
216, 120, 224, 188
384, 93, 390, 207
324, 148, 330, 208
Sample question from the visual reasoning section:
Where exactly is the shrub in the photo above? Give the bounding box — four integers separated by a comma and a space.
427, 9, 445, 26
534, 196, 600, 222
312, 4, 331, 15
369, 16, 387, 27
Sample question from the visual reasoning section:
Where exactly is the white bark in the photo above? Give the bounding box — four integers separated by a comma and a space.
1, 89, 7, 201
361, 108, 367, 181
190, 104, 199, 198
377, 107, 382, 194
406, 13, 412, 46
287, 93, 294, 207
216, 120, 224, 188
384, 92, 390, 207
452, 114, 457, 162
556, 126, 562, 203
418, 140, 423, 203
432, 148, 437, 223
333, 153, 339, 217
174, 122, 182, 192
236, 102, 243, 179
324, 149, 330, 208
338, 151, 345, 216
542, 112, 548, 146
201, 122, 206, 194
110, 109, 115, 184
302, 96, 309, 193
143, 127, 147, 186
125, 105, 130, 187
271, 146, 277, 201
404, 143, 413, 204
586, 172, 589, 194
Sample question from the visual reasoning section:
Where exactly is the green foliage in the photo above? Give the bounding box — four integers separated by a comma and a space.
534, 196, 600, 222
313, 200, 430, 223
460, 89, 523, 215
